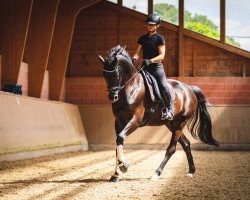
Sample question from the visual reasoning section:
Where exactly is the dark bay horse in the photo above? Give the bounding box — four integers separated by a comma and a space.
98, 45, 219, 182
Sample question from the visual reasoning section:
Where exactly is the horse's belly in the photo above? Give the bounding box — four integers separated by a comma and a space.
142, 103, 166, 126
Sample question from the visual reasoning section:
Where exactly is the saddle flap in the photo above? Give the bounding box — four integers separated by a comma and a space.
140, 70, 155, 102
140, 70, 175, 102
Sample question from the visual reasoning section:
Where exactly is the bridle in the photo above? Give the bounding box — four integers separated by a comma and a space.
103, 64, 122, 94
102, 56, 145, 94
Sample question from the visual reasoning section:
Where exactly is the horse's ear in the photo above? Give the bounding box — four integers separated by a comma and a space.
98, 55, 105, 65
116, 48, 122, 55
123, 45, 127, 50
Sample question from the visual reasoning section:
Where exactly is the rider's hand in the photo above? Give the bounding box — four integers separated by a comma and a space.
142, 59, 152, 66
132, 58, 137, 65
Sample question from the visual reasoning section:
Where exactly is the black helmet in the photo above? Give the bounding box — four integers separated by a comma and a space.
146, 14, 161, 25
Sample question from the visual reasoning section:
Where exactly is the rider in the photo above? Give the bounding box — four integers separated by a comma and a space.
132, 13, 173, 121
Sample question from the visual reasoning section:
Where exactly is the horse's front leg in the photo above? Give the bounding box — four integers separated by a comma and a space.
110, 117, 140, 182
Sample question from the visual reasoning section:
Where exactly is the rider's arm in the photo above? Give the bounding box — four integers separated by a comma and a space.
133, 44, 142, 60
151, 44, 165, 63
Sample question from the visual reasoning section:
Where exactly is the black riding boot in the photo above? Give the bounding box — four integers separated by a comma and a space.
161, 88, 173, 121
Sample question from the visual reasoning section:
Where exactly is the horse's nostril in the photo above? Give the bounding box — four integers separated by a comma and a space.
114, 95, 118, 102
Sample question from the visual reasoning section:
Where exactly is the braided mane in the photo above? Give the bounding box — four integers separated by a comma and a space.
106, 45, 133, 66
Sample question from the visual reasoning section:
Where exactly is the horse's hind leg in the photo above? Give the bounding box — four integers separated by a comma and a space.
178, 134, 196, 178
151, 130, 182, 181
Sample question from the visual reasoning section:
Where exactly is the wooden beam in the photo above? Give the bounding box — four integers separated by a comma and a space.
0, 0, 2, 54
118, 0, 122, 6
1, 0, 33, 86
178, 0, 184, 77
148, 0, 153, 15
220, 0, 225, 43
192, 44, 197, 76
47, 0, 101, 101
24, 0, 60, 98
166, 35, 172, 76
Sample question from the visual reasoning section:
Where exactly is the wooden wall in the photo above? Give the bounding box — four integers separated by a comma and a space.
23, 0, 60, 98
0, 0, 249, 103
68, 1, 179, 77
68, 1, 249, 78
1, 0, 33, 85
184, 37, 248, 76
0, 0, 101, 101
0, 0, 2, 54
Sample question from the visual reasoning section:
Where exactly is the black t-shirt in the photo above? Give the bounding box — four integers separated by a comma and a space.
137, 32, 165, 59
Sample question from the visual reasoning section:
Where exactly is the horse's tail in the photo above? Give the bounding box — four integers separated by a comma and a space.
187, 86, 220, 147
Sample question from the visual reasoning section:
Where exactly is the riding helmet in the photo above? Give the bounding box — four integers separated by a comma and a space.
146, 14, 161, 25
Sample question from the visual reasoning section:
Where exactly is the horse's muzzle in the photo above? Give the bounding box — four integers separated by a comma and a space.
108, 92, 119, 103
113, 94, 119, 103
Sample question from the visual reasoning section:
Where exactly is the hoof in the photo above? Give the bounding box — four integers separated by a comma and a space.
119, 163, 129, 173
109, 176, 119, 182
185, 173, 194, 179
150, 173, 159, 182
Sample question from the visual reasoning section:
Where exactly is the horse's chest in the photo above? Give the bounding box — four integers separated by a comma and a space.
112, 105, 133, 120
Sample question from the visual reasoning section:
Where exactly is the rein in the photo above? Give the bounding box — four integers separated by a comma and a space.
119, 65, 145, 90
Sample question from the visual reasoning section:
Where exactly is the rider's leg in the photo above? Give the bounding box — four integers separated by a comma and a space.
152, 66, 173, 120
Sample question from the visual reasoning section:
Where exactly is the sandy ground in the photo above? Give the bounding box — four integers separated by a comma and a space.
0, 150, 249, 200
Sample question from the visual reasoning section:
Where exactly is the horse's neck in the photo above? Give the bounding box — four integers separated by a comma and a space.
121, 63, 136, 83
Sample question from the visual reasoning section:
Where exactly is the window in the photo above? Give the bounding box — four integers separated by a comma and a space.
107, 0, 117, 3
184, 0, 220, 40
123, 0, 148, 14
226, 0, 250, 51
154, 0, 179, 25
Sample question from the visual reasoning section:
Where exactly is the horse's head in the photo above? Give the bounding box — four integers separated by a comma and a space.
98, 45, 133, 103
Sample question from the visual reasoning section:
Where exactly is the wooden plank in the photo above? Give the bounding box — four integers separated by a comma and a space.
184, 29, 250, 59
0, 55, 2, 89
105, 1, 179, 32
193, 44, 197, 76
24, 0, 60, 98
1, 0, 33, 86
0, 0, 2, 54
66, 1, 249, 79
220, 0, 225, 43
148, 0, 153, 15
47, 0, 101, 101
165, 30, 172, 76
104, 0, 250, 59
178, 0, 184, 77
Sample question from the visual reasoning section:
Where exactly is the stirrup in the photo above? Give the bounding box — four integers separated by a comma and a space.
161, 107, 173, 121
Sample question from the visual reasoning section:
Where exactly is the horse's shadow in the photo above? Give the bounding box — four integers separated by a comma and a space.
0, 179, 106, 184
0, 178, 149, 184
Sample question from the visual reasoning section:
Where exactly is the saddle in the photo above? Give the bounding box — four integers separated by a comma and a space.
140, 70, 175, 103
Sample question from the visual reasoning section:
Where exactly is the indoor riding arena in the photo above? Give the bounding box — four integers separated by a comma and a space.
0, 0, 249, 200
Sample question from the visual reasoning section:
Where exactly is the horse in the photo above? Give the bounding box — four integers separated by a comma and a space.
98, 45, 219, 182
